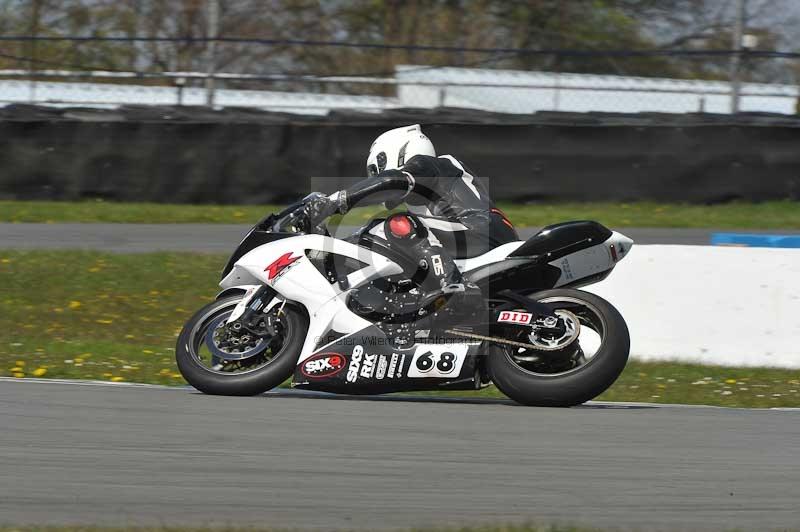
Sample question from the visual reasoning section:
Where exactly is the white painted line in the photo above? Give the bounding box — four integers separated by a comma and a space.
3, 377, 798, 411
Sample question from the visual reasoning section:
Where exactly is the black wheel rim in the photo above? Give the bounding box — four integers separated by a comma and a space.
188, 301, 289, 375
503, 296, 607, 377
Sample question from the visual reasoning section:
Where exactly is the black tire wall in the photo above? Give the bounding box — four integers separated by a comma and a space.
1, 105, 799, 204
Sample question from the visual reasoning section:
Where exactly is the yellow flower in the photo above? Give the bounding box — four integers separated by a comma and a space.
68, 300, 82, 309
12, 372, 24, 378
15, 360, 25, 367
0, 258, 11, 263
110, 376, 125, 382
95, 319, 113, 325
32, 368, 47, 377
725, 379, 737, 384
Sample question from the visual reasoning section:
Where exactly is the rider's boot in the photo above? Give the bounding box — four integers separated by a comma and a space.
416, 243, 485, 323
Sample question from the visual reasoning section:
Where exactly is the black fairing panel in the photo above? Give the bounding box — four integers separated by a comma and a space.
465, 258, 562, 293
509, 220, 612, 260
221, 230, 295, 279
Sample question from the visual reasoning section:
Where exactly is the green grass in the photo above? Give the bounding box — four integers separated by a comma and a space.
1, 199, 799, 228
1, 250, 799, 408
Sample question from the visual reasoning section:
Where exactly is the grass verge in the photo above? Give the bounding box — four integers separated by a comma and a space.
2, 199, 799, 228
1, 250, 798, 408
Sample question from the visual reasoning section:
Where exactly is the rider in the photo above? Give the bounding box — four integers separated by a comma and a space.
305, 124, 518, 307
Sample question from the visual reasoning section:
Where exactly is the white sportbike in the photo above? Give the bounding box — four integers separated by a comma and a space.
176, 194, 633, 406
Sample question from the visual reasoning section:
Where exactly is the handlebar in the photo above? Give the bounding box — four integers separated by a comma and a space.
267, 192, 328, 235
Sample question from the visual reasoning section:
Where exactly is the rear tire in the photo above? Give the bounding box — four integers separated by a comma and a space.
488, 288, 629, 407
176, 296, 308, 396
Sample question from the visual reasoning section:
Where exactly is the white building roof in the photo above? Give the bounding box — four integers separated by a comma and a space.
0, 79, 400, 115
395, 65, 800, 114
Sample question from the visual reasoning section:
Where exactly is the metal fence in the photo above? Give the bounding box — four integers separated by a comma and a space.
1, 66, 798, 116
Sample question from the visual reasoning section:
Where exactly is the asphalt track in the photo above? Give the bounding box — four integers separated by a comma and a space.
2, 223, 785, 252
2, 379, 799, 530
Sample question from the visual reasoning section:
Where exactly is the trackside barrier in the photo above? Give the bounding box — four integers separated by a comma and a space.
585, 245, 800, 369
711, 232, 800, 248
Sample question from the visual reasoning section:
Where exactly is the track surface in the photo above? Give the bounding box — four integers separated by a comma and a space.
1, 223, 779, 251
2, 379, 799, 530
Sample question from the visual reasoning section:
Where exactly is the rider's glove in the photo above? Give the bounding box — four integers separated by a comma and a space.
305, 191, 347, 227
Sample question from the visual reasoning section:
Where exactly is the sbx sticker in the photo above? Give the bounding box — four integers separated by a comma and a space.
346, 345, 364, 383
497, 311, 532, 325
301, 352, 346, 379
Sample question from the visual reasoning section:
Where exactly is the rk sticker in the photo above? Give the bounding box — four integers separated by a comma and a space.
301, 352, 346, 378
497, 311, 533, 325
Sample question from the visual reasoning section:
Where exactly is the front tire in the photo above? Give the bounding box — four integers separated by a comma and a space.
488, 288, 629, 407
176, 295, 308, 396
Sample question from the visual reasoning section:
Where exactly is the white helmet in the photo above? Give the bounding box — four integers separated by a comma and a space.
366, 124, 435, 177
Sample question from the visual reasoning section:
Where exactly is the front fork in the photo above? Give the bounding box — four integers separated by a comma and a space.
226, 285, 280, 338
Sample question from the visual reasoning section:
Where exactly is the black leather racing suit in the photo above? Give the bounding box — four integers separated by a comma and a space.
335, 154, 519, 290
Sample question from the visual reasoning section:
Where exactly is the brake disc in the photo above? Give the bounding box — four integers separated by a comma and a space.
205, 314, 269, 362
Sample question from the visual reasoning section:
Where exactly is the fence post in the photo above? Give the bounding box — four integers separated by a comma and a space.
176, 77, 186, 106
27, 0, 42, 103
729, 0, 746, 114
205, 0, 220, 107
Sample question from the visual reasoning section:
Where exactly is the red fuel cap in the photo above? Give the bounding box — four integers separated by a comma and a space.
388, 215, 413, 237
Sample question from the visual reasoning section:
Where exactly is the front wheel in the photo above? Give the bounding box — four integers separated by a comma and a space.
487, 288, 629, 407
176, 295, 308, 396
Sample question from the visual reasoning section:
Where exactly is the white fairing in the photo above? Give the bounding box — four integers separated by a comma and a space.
220, 234, 402, 362
219, 229, 633, 364
550, 230, 634, 287
456, 241, 525, 272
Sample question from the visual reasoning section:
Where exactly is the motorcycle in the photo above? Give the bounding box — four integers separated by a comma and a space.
176, 194, 633, 406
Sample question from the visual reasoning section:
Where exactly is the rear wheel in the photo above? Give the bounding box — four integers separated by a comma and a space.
487, 288, 629, 407
176, 295, 307, 396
